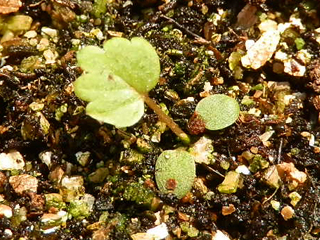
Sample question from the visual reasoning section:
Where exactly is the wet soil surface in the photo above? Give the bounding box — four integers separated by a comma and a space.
0, 0, 320, 239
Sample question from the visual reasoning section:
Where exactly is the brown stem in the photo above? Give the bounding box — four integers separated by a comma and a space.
142, 94, 190, 144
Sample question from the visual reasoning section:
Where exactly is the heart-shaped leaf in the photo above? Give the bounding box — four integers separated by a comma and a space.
74, 37, 160, 127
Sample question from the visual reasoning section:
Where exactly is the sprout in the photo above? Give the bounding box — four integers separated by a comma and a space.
74, 37, 189, 143
74, 37, 159, 127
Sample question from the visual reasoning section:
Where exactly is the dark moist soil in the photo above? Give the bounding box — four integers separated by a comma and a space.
1, 0, 320, 239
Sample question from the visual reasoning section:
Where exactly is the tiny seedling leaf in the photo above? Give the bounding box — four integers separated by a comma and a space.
155, 150, 196, 199
74, 37, 160, 127
196, 94, 240, 130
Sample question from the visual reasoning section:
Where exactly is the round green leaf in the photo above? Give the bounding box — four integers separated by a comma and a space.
155, 150, 196, 199
195, 94, 240, 130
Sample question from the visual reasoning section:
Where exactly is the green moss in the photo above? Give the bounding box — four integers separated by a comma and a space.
91, 0, 108, 18
295, 38, 305, 50
174, 62, 187, 76
249, 154, 269, 173
180, 222, 199, 237
113, 212, 129, 232
251, 83, 264, 91
68, 194, 95, 219
69, 200, 91, 219
290, 148, 300, 156
55, 103, 68, 121
45, 193, 67, 210
120, 149, 145, 165
123, 182, 155, 206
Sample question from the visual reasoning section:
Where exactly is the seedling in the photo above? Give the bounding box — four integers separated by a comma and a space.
193, 94, 240, 131
155, 149, 196, 199
74, 37, 189, 143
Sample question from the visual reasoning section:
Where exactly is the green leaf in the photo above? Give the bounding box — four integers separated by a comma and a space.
74, 70, 144, 127
195, 94, 240, 130
77, 46, 106, 74
74, 37, 160, 127
155, 150, 196, 199
102, 37, 160, 93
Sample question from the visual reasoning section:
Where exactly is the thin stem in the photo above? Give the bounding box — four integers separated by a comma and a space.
262, 187, 279, 206
204, 165, 225, 178
143, 94, 190, 145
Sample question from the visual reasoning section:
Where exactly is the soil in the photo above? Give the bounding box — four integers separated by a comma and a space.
0, 0, 320, 239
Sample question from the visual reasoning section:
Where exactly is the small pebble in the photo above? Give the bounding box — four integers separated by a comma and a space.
0, 204, 13, 218
9, 174, 38, 194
